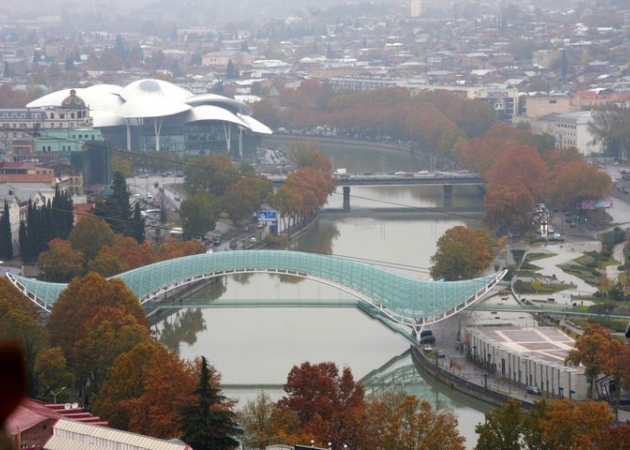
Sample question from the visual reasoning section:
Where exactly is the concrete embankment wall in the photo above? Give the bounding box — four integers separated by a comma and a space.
411, 346, 534, 410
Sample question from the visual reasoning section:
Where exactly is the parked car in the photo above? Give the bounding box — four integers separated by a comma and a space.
527, 386, 542, 395
436, 350, 446, 358
420, 335, 436, 344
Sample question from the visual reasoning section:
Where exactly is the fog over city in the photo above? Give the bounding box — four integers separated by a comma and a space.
3, 0, 624, 29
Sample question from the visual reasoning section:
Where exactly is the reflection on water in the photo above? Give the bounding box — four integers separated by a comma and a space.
153, 184, 486, 449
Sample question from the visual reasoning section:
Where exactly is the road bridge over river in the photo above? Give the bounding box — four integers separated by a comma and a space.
267, 172, 485, 210
8, 250, 505, 342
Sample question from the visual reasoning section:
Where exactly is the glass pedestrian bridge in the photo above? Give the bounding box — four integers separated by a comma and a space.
8, 250, 506, 337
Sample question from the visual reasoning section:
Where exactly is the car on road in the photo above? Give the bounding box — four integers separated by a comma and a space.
249, 237, 257, 243
436, 350, 446, 358
174, 195, 181, 202
526, 386, 542, 395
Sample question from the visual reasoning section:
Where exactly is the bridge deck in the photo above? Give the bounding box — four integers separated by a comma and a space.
8, 250, 505, 327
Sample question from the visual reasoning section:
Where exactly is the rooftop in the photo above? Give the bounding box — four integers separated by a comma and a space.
470, 325, 582, 372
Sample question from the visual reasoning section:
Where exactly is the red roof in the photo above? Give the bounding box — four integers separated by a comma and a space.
0, 174, 55, 184
6, 399, 107, 435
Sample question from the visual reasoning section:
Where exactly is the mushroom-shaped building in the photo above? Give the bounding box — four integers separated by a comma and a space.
27, 79, 272, 159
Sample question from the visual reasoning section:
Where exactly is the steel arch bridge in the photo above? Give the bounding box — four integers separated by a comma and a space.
7, 250, 505, 339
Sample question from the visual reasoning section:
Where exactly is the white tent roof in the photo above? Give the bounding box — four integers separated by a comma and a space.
237, 113, 273, 134
26, 87, 122, 111
28, 79, 272, 135
90, 110, 126, 127
119, 79, 192, 102
116, 96, 192, 119
185, 93, 252, 115
186, 105, 247, 126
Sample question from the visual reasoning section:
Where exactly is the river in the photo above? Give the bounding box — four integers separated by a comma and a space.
155, 184, 488, 448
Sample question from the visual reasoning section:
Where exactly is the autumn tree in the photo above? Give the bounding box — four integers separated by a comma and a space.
34, 347, 75, 403
238, 392, 282, 450
484, 181, 536, 231
179, 190, 219, 238
185, 153, 240, 197
537, 399, 613, 450
484, 143, 549, 202
38, 238, 85, 282
474, 398, 524, 450
288, 141, 333, 173
543, 146, 582, 170
360, 391, 464, 450
565, 324, 612, 399
0, 277, 48, 396
68, 215, 116, 263
221, 176, 272, 227
178, 356, 242, 450
94, 341, 196, 437
47, 273, 147, 400
549, 161, 613, 211
88, 235, 155, 277
73, 307, 152, 404
277, 361, 365, 450
153, 237, 205, 261
430, 226, 494, 280
0, 308, 48, 397
414, 90, 496, 139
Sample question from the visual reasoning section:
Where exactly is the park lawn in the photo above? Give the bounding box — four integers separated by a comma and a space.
526, 252, 556, 261
513, 279, 575, 295
559, 254, 620, 287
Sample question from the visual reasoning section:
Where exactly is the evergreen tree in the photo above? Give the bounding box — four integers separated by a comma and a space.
20, 200, 39, 263
93, 171, 142, 241
131, 202, 145, 243
18, 220, 27, 261
178, 357, 242, 450
0, 200, 13, 260
226, 59, 238, 79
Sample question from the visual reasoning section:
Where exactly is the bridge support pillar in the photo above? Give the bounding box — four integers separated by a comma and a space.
343, 186, 351, 211
443, 184, 453, 209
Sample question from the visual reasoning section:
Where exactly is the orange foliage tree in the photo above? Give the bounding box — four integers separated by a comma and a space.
38, 238, 85, 282
47, 273, 148, 404
566, 324, 613, 399
485, 143, 549, 202
88, 235, 156, 277
360, 391, 464, 450
549, 161, 613, 211
430, 225, 494, 280
484, 181, 536, 230
94, 341, 196, 438
277, 362, 366, 449
72, 306, 151, 404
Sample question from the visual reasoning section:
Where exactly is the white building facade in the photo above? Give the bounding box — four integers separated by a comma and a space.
465, 325, 588, 400
554, 111, 604, 156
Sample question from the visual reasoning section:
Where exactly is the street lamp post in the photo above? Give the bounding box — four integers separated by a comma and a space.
49, 386, 66, 403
